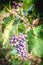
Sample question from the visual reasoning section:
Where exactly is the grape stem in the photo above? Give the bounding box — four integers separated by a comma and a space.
2, 4, 28, 24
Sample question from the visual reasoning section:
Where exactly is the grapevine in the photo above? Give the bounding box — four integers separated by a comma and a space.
0, 0, 43, 65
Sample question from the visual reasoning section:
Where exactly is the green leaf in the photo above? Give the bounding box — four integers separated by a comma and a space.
23, 0, 33, 10
18, 23, 26, 33
33, 25, 43, 39
32, 37, 43, 58
27, 25, 43, 57
11, 58, 21, 65
3, 16, 12, 24
2, 19, 15, 45
9, 25, 18, 37
24, 61, 30, 65
27, 29, 36, 52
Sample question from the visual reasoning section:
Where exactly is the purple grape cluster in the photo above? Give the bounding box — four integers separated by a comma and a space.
10, 33, 28, 59
11, 0, 23, 9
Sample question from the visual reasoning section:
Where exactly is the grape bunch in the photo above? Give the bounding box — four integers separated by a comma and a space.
10, 33, 28, 59
11, 0, 23, 9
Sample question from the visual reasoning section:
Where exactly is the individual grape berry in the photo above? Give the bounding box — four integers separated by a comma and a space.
17, 2, 23, 7
10, 38, 14, 43
24, 34, 27, 38
19, 42, 24, 47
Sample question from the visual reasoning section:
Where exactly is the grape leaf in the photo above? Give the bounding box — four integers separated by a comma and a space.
2, 19, 15, 45
33, 25, 43, 39
32, 37, 43, 58
11, 58, 21, 65
18, 23, 26, 33
9, 25, 18, 37
24, 60, 30, 65
23, 0, 33, 10
27, 25, 43, 57
27, 29, 36, 52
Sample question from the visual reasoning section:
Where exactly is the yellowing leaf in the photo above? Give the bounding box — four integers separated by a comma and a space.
2, 19, 15, 46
